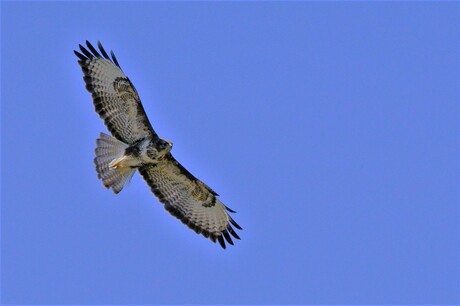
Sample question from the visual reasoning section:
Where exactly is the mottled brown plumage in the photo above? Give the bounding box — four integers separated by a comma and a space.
75, 41, 241, 248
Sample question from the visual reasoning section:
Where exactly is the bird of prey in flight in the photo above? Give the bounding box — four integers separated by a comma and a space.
75, 41, 241, 249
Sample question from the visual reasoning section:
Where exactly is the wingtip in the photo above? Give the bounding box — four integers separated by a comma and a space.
74, 50, 87, 61
225, 205, 237, 213
86, 40, 102, 58
110, 50, 121, 68
223, 230, 234, 245
230, 217, 242, 230
97, 41, 111, 60
227, 226, 241, 240
217, 235, 226, 249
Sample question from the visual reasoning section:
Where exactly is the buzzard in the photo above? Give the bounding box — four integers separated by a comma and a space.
74, 41, 241, 248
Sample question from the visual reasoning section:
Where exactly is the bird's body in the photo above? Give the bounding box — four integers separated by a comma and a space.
75, 41, 241, 248
109, 138, 172, 169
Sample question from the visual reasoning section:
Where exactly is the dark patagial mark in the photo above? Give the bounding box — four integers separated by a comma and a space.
125, 145, 140, 157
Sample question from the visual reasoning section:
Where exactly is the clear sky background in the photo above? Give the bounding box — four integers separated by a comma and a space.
2, 2, 459, 305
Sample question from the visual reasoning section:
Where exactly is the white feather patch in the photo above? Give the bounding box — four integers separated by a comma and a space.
94, 132, 135, 194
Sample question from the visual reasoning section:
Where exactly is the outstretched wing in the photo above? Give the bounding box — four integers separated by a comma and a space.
138, 154, 242, 249
75, 41, 158, 144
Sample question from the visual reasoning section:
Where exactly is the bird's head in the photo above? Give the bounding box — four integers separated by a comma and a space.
156, 138, 173, 156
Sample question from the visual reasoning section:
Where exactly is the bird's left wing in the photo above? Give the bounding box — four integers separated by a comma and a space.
138, 154, 242, 249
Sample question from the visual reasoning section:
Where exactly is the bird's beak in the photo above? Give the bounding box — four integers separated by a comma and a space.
164, 138, 173, 148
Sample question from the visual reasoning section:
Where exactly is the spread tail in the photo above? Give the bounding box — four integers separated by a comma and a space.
94, 132, 135, 194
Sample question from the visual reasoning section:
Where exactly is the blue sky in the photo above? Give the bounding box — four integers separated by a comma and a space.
2, 2, 459, 304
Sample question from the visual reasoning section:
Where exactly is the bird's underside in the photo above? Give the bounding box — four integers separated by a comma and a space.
75, 40, 241, 249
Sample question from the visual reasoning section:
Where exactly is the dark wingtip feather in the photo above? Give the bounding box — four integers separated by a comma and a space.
230, 218, 242, 230
97, 41, 111, 60
225, 205, 237, 213
79, 44, 93, 58
74, 50, 87, 61
110, 50, 121, 68
227, 226, 241, 240
222, 230, 234, 245
217, 235, 226, 249
86, 40, 102, 58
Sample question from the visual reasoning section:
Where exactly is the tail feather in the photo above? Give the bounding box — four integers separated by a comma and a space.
94, 132, 135, 194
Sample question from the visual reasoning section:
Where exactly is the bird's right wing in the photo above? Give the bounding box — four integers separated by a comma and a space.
138, 154, 241, 249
